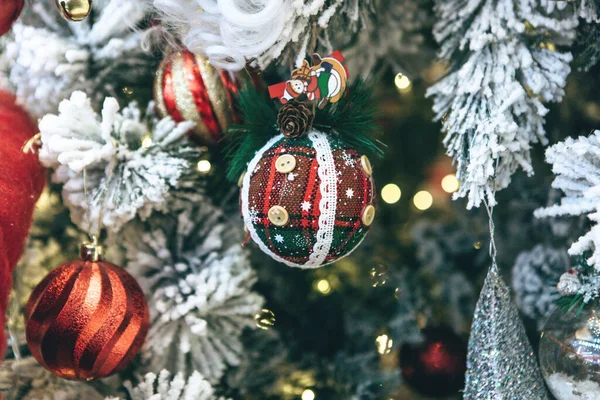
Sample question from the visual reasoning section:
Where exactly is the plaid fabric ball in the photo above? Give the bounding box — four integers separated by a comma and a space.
240, 131, 376, 268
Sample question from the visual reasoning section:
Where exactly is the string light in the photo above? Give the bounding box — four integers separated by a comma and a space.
315, 279, 331, 295
441, 174, 459, 193
197, 160, 211, 173
413, 190, 433, 210
381, 183, 401, 204
302, 389, 315, 400
375, 334, 393, 355
141, 136, 153, 149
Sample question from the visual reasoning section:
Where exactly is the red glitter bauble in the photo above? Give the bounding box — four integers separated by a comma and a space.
24, 248, 149, 381
154, 49, 241, 146
400, 327, 467, 397
0, 0, 23, 36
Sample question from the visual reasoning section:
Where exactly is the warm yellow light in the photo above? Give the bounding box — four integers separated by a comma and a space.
375, 334, 393, 355
315, 279, 331, 294
197, 160, 211, 173
302, 389, 315, 400
381, 183, 401, 204
394, 73, 412, 91
413, 190, 433, 210
141, 136, 153, 149
441, 174, 459, 193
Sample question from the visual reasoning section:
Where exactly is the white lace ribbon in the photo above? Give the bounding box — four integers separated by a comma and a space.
305, 131, 337, 267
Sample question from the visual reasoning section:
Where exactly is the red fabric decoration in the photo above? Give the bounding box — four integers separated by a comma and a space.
0, 91, 45, 358
0, 0, 24, 36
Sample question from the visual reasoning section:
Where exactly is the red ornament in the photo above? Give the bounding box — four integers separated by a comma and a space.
241, 132, 376, 268
0, 0, 23, 36
400, 327, 467, 397
24, 243, 149, 381
0, 90, 45, 358
154, 49, 241, 146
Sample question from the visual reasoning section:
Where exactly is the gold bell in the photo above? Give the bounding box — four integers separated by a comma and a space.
55, 0, 92, 22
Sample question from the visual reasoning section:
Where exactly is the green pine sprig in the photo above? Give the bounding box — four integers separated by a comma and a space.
224, 77, 385, 183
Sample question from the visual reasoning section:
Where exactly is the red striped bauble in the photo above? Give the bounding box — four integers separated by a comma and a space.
154, 49, 240, 145
24, 244, 149, 381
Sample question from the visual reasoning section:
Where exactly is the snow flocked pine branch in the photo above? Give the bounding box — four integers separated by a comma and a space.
107, 370, 228, 400
535, 130, 600, 268
426, 0, 578, 208
511, 244, 570, 329
38, 91, 203, 234
0, 357, 104, 400
0, 0, 157, 118
122, 200, 264, 383
148, 0, 430, 74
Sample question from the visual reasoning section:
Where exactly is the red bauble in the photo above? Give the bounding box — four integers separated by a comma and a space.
0, 91, 45, 358
24, 245, 149, 381
400, 327, 467, 397
0, 0, 24, 35
154, 49, 241, 146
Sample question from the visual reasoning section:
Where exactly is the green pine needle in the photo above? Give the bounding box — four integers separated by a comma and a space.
224, 77, 385, 183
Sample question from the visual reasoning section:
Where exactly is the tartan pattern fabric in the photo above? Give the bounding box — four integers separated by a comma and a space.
243, 133, 375, 267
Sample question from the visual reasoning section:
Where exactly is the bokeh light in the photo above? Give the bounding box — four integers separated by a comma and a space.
413, 190, 433, 210
394, 73, 412, 92
376, 334, 393, 355
381, 183, 401, 204
141, 136, 153, 149
302, 389, 315, 400
197, 160, 211, 173
315, 279, 331, 295
441, 174, 459, 193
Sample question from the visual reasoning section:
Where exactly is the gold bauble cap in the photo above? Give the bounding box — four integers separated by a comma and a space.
55, 0, 92, 22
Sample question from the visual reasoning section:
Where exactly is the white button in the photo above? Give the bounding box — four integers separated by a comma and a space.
275, 154, 296, 173
361, 155, 372, 175
362, 205, 376, 226
268, 206, 289, 226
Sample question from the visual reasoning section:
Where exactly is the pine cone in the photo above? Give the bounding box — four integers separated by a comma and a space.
277, 100, 314, 138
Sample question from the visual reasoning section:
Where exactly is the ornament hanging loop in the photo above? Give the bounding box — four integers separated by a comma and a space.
80, 237, 103, 262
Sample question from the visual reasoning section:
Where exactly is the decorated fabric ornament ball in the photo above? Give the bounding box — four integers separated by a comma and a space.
24, 242, 149, 381
154, 49, 240, 145
399, 327, 467, 397
240, 131, 376, 268
539, 301, 600, 400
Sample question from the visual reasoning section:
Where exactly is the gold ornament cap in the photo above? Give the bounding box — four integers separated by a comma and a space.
55, 0, 92, 22
80, 239, 103, 262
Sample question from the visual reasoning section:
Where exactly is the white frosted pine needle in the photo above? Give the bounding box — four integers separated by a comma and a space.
148, 0, 430, 73
108, 370, 228, 400
0, 0, 157, 117
122, 202, 264, 382
511, 244, 570, 329
535, 130, 600, 268
427, 0, 577, 209
0, 357, 104, 400
38, 91, 201, 233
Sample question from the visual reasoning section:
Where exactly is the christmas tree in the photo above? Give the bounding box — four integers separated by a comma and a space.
1, 0, 600, 399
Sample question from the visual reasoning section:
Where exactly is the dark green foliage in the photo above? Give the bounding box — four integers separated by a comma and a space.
575, 22, 600, 71
224, 78, 385, 182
